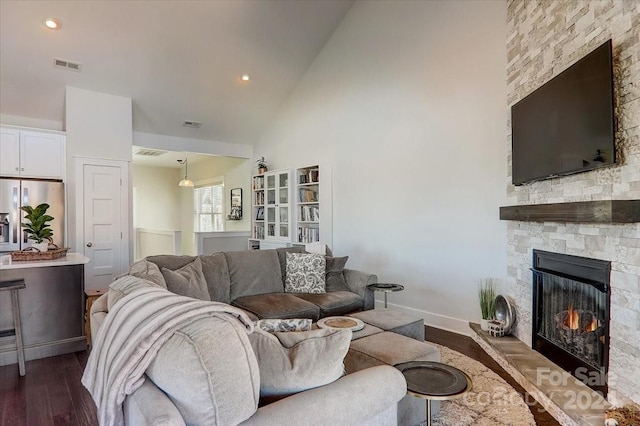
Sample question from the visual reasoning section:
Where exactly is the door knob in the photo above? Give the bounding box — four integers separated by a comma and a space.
86, 242, 93, 247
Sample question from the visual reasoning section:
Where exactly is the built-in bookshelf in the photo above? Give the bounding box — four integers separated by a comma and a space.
249, 169, 291, 249
296, 166, 321, 244
251, 174, 265, 241
249, 164, 332, 250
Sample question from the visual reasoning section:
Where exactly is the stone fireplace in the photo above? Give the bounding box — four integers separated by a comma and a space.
505, 0, 640, 407
531, 249, 611, 396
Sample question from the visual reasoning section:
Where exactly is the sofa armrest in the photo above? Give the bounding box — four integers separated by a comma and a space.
124, 378, 186, 426
343, 269, 377, 310
240, 365, 405, 426
90, 293, 109, 341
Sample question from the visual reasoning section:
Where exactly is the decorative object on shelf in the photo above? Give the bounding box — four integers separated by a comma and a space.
478, 278, 497, 331
256, 157, 268, 175
256, 206, 264, 220
228, 188, 242, 220
487, 320, 507, 337
10, 245, 69, 261
177, 158, 194, 187
20, 203, 54, 252
494, 294, 516, 334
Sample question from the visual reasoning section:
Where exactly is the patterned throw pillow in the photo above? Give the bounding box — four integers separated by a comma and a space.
255, 318, 313, 333
285, 253, 326, 294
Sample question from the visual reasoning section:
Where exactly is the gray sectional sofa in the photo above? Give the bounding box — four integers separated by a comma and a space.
88, 248, 410, 425
145, 246, 377, 321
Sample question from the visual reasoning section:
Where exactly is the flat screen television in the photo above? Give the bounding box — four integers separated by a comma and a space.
511, 39, 615, 185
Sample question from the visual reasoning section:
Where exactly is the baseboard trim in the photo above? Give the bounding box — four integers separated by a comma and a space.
374, 300, 472, 337
0, 336, 87, 367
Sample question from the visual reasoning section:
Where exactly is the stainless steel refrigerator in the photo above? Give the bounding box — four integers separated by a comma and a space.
0, 178, 65, 253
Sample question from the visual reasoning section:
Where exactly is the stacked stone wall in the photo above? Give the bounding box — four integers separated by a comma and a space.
506, 0, 640, 405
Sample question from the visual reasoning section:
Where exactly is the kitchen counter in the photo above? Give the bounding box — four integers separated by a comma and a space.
0, 252, 90, 270
0, 252, 89, 367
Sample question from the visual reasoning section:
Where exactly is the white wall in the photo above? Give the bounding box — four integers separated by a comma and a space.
254, 0, 508, 333
132, 165, 181, 230
65, 86, 133, 259
179, 156, 252, 255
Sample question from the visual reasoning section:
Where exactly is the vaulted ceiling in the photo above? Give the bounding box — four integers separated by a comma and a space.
0, 0, 353, 145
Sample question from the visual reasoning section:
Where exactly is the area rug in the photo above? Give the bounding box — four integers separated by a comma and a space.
427, 345, 536, 426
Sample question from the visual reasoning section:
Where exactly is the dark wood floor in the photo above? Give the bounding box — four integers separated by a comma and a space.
0, 350, 96, 426
0, 328, 560, 425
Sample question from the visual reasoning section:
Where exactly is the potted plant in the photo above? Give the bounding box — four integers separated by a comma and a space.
256, 157, 268, 175
478, 278, 497, 331
20, 203, 54, 252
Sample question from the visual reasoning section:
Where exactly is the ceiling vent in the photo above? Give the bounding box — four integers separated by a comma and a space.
53, 58, 82, 72
134, 149, 167, 157
182, 120, 202, 128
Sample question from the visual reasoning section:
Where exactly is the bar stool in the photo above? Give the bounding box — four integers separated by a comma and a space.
0, 279, 26, 376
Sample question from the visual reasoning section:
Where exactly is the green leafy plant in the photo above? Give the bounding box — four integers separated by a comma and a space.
478, 278, 497, 320
255, 157, 268, 170
20, 203, 54, 244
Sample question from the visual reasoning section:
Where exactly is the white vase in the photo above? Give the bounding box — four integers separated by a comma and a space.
32, 242, 48, 252
480, 318, 490, 331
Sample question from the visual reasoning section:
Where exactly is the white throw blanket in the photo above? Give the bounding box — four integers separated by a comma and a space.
81, 276, 254, 426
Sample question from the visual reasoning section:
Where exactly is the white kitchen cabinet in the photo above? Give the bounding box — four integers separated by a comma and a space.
0, 127, 20, 177
0, 126, 65, 179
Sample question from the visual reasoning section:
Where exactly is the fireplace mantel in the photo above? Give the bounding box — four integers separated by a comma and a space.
499, 200, 640, 223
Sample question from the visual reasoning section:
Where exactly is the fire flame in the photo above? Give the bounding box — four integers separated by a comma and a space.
565, 304, 580, 330
564, 304, 599, 332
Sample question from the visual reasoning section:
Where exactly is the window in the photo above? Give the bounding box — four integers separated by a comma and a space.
194, 183, 224, 232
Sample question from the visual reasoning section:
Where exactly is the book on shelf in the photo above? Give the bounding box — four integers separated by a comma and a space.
253, 176, 264, 190
299, 205, 319, 222
254, 191, 264, 205
252, 225, 264, 240
298, 168, 319, 184
297, 226, 319, 243
298, 188, 318, 203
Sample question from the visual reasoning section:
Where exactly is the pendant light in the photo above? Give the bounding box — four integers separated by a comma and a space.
177, 159, 194, 187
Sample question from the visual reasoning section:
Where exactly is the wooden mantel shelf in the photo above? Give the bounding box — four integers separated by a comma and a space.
499, 200, 640, 223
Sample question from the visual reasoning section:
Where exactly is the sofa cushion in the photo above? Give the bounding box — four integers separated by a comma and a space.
225, 250, 283, 300
128, 260, 167, 289
146, 255, 197, 271
161, 258, 211, 301
146, 315, 260, 425
348, 310, 425, 341
248, 328, 351, 397
199, 252, 231, 304
294, 291, 364, 317
232, 293, 320, 321
325, 256, 350, 292
275, 246, 306, 284
284, 253, 326, 294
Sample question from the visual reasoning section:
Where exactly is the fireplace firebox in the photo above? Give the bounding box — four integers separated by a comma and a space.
532, 250, 610, 396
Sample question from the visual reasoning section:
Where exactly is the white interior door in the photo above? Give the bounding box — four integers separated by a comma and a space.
82, 163, 125, 290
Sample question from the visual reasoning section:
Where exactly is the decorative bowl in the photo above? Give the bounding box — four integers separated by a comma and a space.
494, 295, 516, 334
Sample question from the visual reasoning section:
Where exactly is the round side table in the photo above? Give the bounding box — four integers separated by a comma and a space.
395, 361, 472, 426
366, 283, 404, 308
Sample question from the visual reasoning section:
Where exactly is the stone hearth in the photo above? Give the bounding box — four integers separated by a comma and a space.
470, 323, 608, 426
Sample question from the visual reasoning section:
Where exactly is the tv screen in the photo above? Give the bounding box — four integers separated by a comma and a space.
511, 40, 615, 185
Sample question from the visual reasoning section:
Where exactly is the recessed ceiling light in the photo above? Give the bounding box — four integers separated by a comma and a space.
44, 18, 60, 29
241, 74, 251, 81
